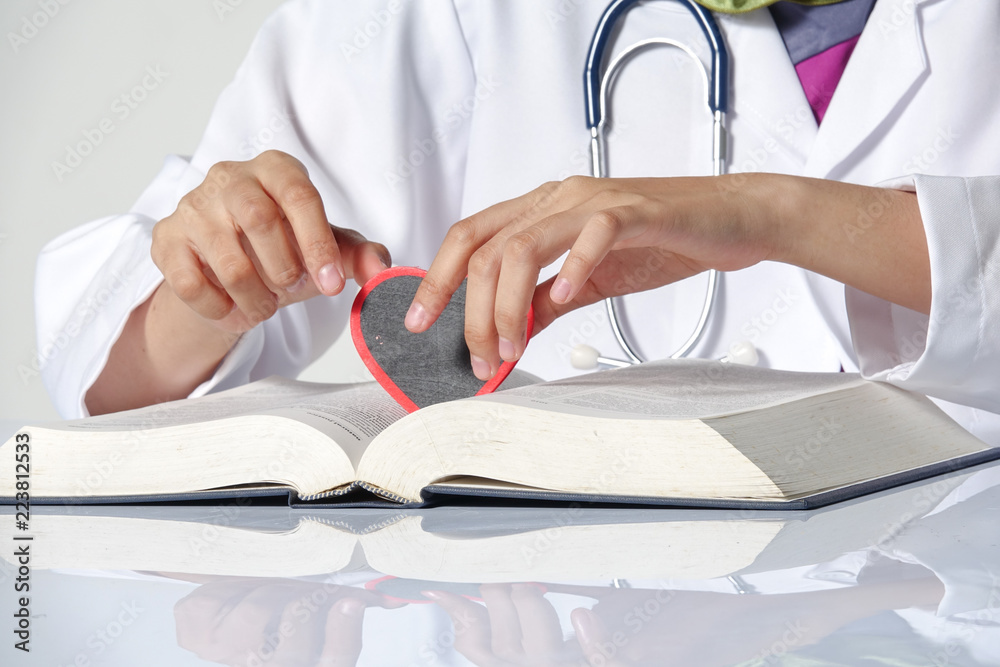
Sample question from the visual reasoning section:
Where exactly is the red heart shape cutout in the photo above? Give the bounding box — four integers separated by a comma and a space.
351, 267, 534, 413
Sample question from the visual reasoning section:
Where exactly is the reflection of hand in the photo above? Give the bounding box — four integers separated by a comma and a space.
429, 573, 945, 667
173, 577, 404, 667
558, 575, 946, 667
426, 583, 588, 666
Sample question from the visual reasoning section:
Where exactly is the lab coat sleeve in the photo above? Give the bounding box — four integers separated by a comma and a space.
846, 174, 1000, 417
35, 0, 476, 418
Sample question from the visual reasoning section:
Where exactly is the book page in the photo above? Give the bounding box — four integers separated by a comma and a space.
41, 378, 408, 470
260, 387, 408, 468
49, 377, 359, 431
483, 359, 865, 420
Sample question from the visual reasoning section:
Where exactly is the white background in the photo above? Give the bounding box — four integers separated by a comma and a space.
0, 0, 369, 422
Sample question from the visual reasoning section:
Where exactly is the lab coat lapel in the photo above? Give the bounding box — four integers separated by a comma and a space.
722, 10, 818, 168
803, 0, 931, 179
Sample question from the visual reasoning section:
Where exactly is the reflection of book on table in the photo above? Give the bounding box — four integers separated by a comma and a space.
1, 359, 995, 508
1, 469, 977, 582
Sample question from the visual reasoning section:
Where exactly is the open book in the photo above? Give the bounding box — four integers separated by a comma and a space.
1, 360, 996, 508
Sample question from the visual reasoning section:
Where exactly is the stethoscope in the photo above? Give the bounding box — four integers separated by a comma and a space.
570, 0, 758, 370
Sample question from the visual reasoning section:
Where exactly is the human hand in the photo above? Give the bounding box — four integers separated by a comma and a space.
152, 150, 391, 334
405, 175, 779, 380
173, 577, 405, 666
426, 583, 587, 666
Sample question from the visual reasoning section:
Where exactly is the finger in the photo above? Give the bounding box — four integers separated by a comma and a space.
406, 182, 562, 334
530, 246, 687, 332
268, 593, 329, 666
549, 207, 633, 306
571, 608, 631, 667
223, 178, 306, 291
423, 590, 504, 667
153, 237, 234, 321
197, 224, 278, 325
464, 240, 504, 380
316, 598, 367, 667
206, 583, 297, 663
330, 225, 391, 285
510, 583, 566, 658
491, 208, 600, 361
479, 584, 524, 659
254, 152, 345, 296
530, 275, 599, 333
461, 196, 580, 375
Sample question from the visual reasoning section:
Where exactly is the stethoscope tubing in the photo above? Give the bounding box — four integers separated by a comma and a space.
584, 0, 730, 364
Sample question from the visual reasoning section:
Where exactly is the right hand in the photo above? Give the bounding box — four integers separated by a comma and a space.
173, 577, 405, 666
152, 150, 391, 334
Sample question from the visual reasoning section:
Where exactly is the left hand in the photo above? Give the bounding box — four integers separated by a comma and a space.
405, 175, 781, 380
173, 577, 405, 666
406, 173, 928, 380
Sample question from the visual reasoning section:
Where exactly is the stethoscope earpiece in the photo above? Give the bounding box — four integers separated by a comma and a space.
571, 340, 758, 371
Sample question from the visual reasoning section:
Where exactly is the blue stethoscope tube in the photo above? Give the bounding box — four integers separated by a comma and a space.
582, 0, 730, 366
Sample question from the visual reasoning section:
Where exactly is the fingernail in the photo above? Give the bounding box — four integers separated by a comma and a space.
471, 354, 492, 380
287, 274, 308, 294
336, 598, 366, 617
420, 590, 444, 601
379, 255, 391, 270
550, 278, 572, 304
318, 263, 344, 294
499, 337, 517, 361
573, 610, 599, 644
405, 302, 428, 331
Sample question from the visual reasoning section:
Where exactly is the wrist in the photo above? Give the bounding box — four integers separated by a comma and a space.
744, 173, 842, 269
720, 172, 801, 265
150, 283, 241, 378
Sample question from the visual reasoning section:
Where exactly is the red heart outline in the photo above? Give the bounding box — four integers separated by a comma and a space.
350, 266, 535, 413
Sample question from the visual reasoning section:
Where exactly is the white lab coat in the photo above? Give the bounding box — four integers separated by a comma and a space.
35, 0, 1000, 446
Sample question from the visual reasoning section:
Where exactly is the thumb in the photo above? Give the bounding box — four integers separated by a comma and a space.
331, 225, 392, 285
